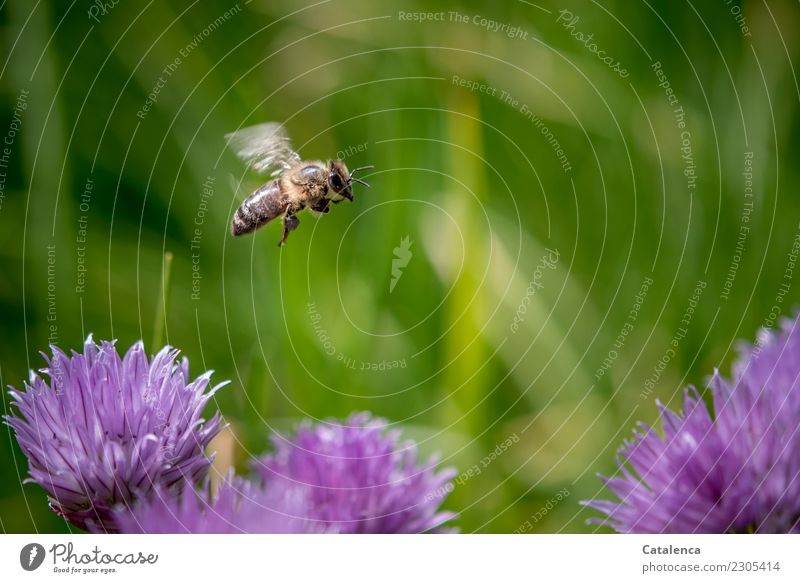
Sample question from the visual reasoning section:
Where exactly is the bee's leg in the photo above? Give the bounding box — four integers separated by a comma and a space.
310, 198, 330, 213
278, 211, 300, 247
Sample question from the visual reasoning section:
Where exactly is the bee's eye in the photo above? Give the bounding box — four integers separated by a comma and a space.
329, 172, 344, 191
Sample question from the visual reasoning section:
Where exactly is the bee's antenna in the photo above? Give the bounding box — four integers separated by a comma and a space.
349, 165, 374, 177
351, 177, 370, 188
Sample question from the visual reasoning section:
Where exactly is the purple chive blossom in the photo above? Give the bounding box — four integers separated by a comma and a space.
252, 412, 457, 533
585, 315, 800, 533
112, 475, 316, 534
4, 336, 225, 531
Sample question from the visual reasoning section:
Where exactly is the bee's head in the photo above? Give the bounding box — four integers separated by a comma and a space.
328, 160, 373, 201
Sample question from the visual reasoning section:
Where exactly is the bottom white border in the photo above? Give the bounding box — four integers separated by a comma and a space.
1, 534, 798, 582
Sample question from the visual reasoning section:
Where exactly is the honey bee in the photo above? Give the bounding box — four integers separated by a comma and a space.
226, 122, 373, 246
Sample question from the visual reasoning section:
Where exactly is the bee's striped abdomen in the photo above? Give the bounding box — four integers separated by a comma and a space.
231, 180, 288, 236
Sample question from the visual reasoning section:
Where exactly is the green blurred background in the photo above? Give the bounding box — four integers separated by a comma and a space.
1, 0, 799, 533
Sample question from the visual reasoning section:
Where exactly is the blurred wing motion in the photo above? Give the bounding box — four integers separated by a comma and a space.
228, 173, 252, 202
225, 122, 301, 176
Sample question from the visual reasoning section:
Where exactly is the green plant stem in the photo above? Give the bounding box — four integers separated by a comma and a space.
151, 251, 173, 351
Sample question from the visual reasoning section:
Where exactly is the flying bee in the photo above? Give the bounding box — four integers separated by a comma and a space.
225, 122, 373, 246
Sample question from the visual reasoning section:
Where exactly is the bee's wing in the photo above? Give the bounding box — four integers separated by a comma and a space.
225, 122, 301, 177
